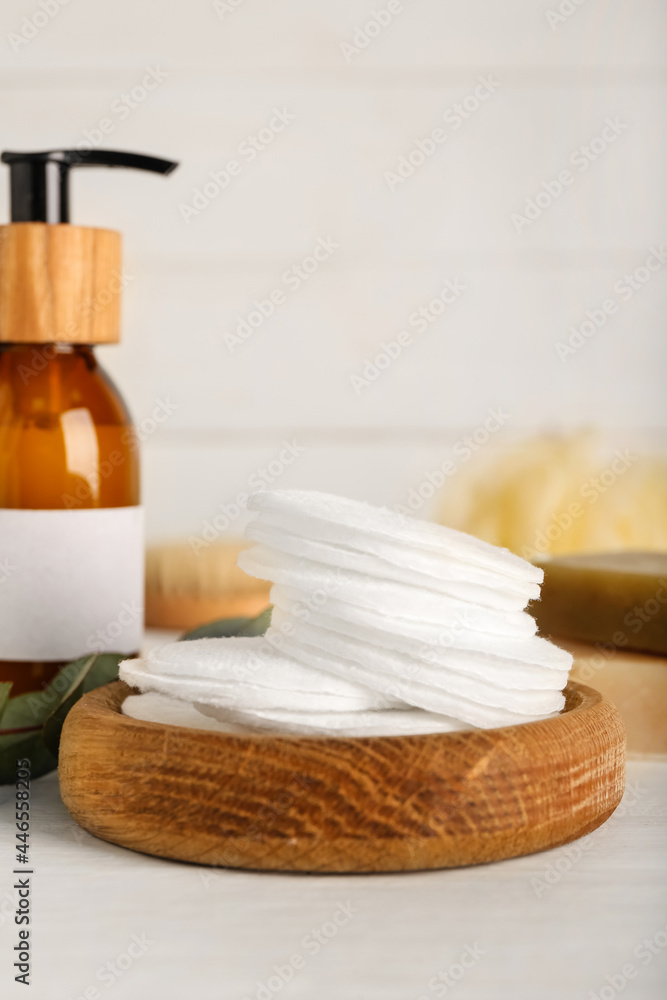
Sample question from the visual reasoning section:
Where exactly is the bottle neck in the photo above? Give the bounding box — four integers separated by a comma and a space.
0, 342, 96, 358
0, 342, 98, 380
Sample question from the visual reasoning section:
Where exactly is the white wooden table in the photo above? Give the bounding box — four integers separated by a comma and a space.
1, 758, 666, 1000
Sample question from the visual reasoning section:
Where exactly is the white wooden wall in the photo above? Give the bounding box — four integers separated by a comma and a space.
1, 0, 665, 540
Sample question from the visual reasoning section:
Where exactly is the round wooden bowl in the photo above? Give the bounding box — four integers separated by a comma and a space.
58, 680, 626, 873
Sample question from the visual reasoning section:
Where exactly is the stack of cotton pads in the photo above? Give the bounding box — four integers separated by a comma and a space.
121, 490, 571, 736
120, 637, 465, 737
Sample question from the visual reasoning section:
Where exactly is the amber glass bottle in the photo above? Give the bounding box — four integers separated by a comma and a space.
0, 344, 139, 693
0, 147, 177, 696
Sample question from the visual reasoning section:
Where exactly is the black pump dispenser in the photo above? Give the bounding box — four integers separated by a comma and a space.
1, 149, 178, 224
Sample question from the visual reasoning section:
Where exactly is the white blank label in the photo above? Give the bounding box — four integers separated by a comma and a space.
0, 506, 144, 661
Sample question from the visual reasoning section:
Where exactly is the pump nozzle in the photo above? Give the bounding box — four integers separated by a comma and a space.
1, 149, 179, 224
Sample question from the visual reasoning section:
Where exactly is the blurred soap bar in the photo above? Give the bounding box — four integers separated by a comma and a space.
531, 552, 667, 655
562, 638, 667, 757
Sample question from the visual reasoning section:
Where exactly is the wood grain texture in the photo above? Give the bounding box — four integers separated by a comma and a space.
58, 680, 626, 873
0, 223, 122, 343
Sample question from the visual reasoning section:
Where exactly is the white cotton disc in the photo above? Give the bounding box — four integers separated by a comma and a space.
269, 606, 571, 682
119, 492, 568, 739
122, 691, 247, 733
240, 548, 536, 636
121, 646, 400, 713
195, 701, 470, 737
273, 617, 569, 697
275, 635, 563, 729
246, 490, 542, 583
145, 636, 396, 705
245, 518, 537, 611
269, 583, 537, 640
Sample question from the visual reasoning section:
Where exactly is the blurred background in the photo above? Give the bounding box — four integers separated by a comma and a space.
2, 0, 666, 555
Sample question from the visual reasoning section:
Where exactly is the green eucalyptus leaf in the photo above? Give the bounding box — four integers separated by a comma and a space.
41, 654, 98, 758
237, 606, 272, 636
0, 670, 68, 782
180, 615, 252, 640
82, 653, 124, 693
0, 729, 58, 784
0, 651, 123, 783
180, 606, 272, 641
0, 682, 12, 722
1, 686, 62, 731
42, 653, 124, 759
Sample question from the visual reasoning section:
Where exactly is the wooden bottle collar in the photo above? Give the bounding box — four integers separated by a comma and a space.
0, 222, 122, 344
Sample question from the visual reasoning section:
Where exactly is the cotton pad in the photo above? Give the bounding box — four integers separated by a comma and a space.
120, 489, 568, 739
269, 583, 538, 641
251, 506, 541, 595
245, 518, 538, 611
269, 606, 570, 679
124, 689, 467, 738
246, 490, 542, 583
276, 634, 563, 728
122, 691, 247, 733
274, 615, 569, 693
240, 545, 535, 632
195, 701, 469, 738
239, 547, 537, 636
122, 658, 389, 713
121, 640, 399, 713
